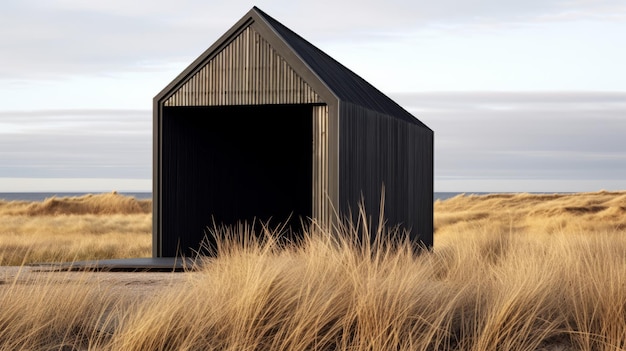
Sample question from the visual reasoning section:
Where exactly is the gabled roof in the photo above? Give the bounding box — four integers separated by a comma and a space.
156, 6, 429, 130
252, 7, 429, 129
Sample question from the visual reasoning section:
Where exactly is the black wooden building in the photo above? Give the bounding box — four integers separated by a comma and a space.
153, 7, 433, 257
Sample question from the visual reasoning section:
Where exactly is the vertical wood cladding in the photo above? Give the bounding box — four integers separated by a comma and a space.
312, 105, 333, 229
339, 103, 433, 248
154, 7, 433, 257
164, 26, 322, 107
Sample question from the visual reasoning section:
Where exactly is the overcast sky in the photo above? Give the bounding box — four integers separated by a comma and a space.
1, 0, 625, 192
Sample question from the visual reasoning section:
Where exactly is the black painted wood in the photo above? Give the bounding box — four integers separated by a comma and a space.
161, 105, 313, 256
154, 7, 434, 257
339, 103, 433, 248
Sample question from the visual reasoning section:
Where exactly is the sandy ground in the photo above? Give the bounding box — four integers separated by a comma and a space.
0, 265, 193, 299
0, 265, 196, 349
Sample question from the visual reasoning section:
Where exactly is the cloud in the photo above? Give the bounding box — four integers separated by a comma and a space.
0, 109, 149, 134
0, 177, 151, 192
1, 92, 624, 192
0, 109, 151, 178
2, 0, 626, 192
392, 91, 626, 185
2, 0, 625, 80
1, 5, 198, 80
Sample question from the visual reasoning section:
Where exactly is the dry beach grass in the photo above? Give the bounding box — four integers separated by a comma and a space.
1, 191, 626, 350
0, 192, 151, 266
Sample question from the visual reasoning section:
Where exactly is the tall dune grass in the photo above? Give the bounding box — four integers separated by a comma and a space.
0, 192, 151, 265
0, 267, 141, 351
434, 190, 626, 237
0, 192, 150, 216
108, 216, 626, 351
1, 191, 626, 350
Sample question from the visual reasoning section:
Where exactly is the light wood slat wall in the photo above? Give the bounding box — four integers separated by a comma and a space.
312, 105, 331, 229
165, 26, 322, 106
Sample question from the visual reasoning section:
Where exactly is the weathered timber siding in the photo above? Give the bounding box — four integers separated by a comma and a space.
312, 105, 335, 229
154, 7, 433, 257
164, 26, 322, 107
339, 102, 433, 248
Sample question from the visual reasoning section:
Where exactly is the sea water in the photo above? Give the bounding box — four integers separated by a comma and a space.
0, 192, 478, 202
0, 192, 153, 201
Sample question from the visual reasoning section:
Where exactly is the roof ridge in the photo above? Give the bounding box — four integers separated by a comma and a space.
251, 7, 430, 129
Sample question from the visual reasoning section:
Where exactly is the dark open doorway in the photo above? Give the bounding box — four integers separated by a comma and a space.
161, 104, 314, 257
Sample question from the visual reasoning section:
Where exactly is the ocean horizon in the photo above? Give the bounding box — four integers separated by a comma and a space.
0, 191, 565, 202
0, 192, 154, 202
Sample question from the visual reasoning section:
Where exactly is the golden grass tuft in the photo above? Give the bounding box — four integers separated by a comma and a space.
86, 218, 626, 350
434, 190, 626, 237
0, 193, 151, 265
1, 191, 626, 350
0, 269, 134, 351
0, 192, 151, 216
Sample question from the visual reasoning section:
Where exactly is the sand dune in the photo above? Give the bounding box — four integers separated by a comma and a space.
435, 190, 626, 236
0, 192, 151, 216
1, 190, 626, 350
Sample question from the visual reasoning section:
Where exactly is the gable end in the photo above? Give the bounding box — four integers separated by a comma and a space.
164, 25, 323, 106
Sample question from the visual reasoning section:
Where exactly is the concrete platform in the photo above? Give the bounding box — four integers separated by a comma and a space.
30, 257, 202, 272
